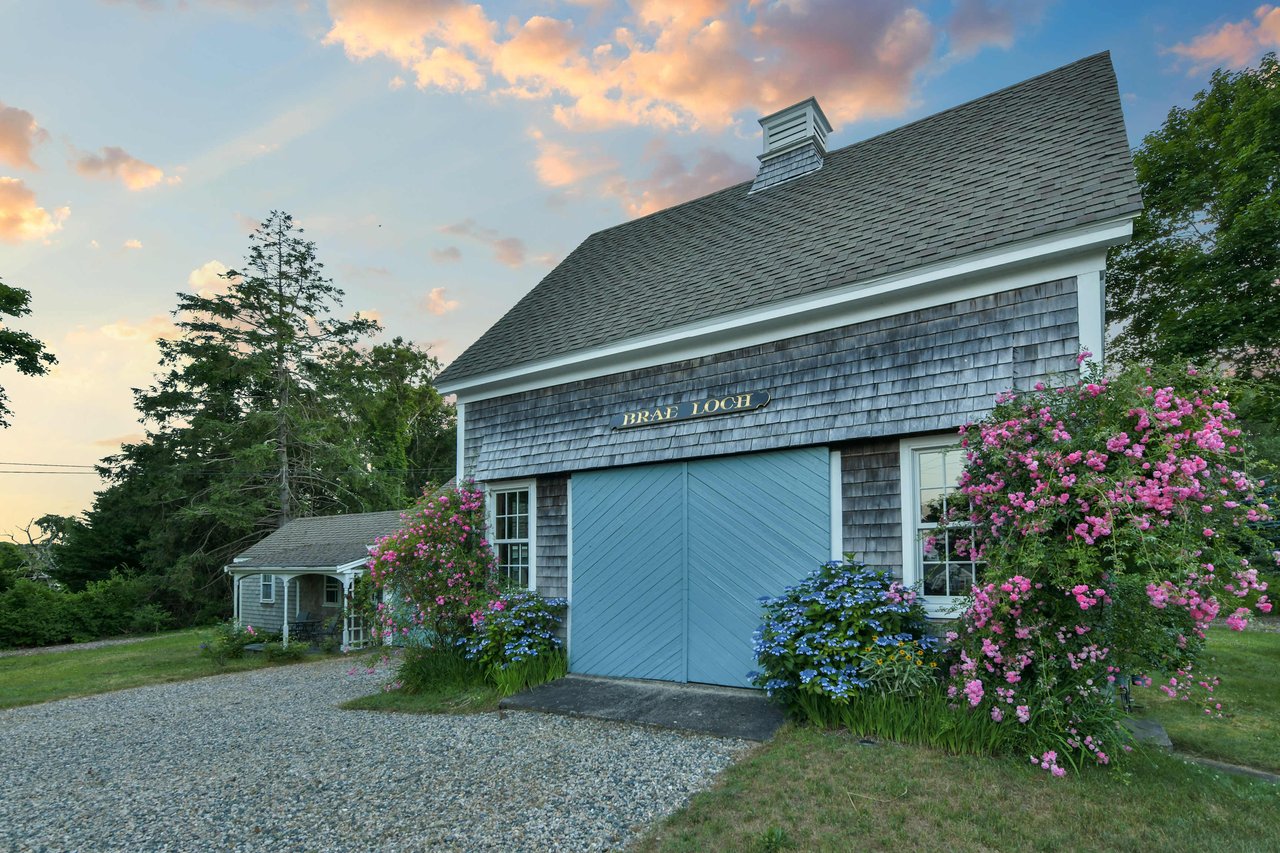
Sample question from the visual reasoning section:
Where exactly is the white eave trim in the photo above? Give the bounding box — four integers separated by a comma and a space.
441, 216, 1134, 402
224, 559, 370, 577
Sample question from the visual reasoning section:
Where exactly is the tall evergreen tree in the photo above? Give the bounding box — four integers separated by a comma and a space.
139, 210, 381, 528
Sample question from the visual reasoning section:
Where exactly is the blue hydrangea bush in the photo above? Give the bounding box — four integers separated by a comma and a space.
460, 590, 568, 695
752, 558, 940, 710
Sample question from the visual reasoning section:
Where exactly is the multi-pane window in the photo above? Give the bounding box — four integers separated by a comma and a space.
910, 444, 983, 601
324, 576, 342, 606
260, 573, 275, 603
491, 487, 532, 589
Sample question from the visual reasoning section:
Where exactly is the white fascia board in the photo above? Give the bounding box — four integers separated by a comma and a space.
443, 217, 1133, 403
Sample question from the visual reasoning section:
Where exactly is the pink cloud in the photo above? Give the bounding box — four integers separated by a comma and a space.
1169, 5, 1280, 71
528, 128, 617, 188
0, 178, 69, 243
431, 246, 462, 262
423, 286, 460, 315
0, 101, 48, 170
946, 0, 1046, 57
324, 0, 496, 91
92, 432, 144, 449
98, 315, 178, 343
74, 146, 169, 191
320, 0, 939, 130
603, 139, 754, 218
439, 218, 528, 267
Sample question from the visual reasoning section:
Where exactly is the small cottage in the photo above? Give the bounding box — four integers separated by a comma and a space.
435, 52, 1142, 688
224, 510, 404, 648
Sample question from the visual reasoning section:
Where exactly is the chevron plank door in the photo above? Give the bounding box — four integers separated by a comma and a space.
570, 460, 686, 681
686, 447, 831, 686
570, 447, 830, 686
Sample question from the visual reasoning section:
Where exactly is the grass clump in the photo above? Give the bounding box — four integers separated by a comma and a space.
341, 646, 502, 715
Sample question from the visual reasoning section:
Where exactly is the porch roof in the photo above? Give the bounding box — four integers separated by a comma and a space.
227, 509, 405, 572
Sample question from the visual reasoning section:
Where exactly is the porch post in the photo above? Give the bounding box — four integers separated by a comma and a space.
282, 576, 290, 647
341, 574, 354, 650
233, 575, 240, 623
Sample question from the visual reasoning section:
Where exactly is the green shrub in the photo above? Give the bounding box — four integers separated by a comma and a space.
199, 620, 266, 664
0, 573, 165, 649
263, 640, 308, 662
0, 579, 72, 648
461, 590, 568, 696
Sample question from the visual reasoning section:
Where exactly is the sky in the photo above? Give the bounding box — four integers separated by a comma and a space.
0, 0, 1278, 538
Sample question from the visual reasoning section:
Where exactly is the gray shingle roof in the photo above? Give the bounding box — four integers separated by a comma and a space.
230, 510, 405, 569
437, 51, 1140, 387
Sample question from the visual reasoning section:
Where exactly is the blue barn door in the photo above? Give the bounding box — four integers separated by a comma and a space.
569, 460, 687, 681
570, 447, 830, 687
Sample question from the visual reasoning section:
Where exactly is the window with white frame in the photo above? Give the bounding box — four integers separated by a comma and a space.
900, 438, 983, 612
260, 573, 275, 603
324, 576, 342, 606
489, 482, 536, 590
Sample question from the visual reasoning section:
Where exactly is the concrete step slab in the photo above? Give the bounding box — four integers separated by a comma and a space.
500, 674, 785, 741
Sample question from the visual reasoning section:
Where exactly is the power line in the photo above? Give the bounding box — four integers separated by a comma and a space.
0, 470, 102, 475
0, 461, 96, 468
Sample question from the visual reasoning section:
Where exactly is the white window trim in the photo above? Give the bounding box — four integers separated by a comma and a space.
323, 576, 342, 607
260, 573, 275, 604
899, 434, 973, 619
486, 478, 538, 591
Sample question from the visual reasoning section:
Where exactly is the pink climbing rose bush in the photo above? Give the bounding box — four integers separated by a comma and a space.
367, 483, 498, 647
945, 362, 1274, 771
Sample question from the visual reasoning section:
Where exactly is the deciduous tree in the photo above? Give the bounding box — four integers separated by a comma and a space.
1108, 54, 1280, 376
0, 277, 56, 428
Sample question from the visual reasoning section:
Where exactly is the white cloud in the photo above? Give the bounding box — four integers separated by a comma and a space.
423, 286, 460, 315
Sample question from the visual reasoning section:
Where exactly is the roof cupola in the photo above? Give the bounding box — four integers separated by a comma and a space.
750, 97, 833, 193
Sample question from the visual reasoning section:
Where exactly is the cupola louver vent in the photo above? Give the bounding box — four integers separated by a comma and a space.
750, 97, 833, 194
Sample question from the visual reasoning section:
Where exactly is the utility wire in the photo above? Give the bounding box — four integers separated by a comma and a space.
0, 461, 97, 468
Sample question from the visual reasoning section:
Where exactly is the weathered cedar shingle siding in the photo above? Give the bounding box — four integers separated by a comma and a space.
535, 476, 568, 600
839, 440, 904, 574
237, 576, 298, 633
464, 278, 1077, 481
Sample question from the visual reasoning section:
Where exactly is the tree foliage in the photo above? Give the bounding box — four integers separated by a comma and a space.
54, 211, 455, 620
0, 277, 56, 428
1108, 54, 1280, 376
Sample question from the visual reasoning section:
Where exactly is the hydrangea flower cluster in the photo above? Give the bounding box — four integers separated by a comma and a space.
367, 482, 497, 648
460, 590, 568, 671
753, 558, 940, 708
946, 363, 1275, 774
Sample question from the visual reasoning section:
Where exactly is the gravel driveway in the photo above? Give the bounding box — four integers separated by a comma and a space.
0, 658, 750, 852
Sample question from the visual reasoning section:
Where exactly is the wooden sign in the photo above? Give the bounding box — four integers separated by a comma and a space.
610, 390, 771, 430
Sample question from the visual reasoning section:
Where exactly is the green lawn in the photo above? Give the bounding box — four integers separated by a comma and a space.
638, 626, 1280, 852
1134, 625, 1280, 773
0, 629, 306, 708
636, 728, 1279, 853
